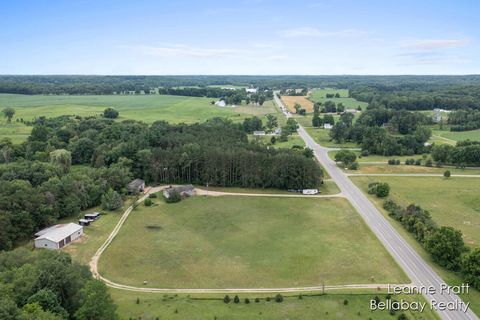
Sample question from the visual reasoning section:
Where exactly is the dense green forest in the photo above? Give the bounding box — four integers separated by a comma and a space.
2, 75, 480, 111
0, 116, 322, 250
0, 249, 117, 319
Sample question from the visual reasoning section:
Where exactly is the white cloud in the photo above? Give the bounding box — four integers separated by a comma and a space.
400, 39, 468, 50
130, 44, 247, 58
280, 27, 368, 38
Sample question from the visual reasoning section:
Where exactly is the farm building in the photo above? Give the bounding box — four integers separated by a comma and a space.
324, 123, 333, 129
34, 223, 83, 250
163, 185, 195, 199
127, 179, 145, 193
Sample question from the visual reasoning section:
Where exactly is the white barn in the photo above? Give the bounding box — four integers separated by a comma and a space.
34, 223, 83, 250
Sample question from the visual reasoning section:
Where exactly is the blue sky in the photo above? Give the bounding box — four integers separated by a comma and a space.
0, 0, 479, 75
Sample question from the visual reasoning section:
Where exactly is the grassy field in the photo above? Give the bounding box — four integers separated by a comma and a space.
352, 176, 480, 247
110, 289, 438, 320
310, 88, 368, 110
280, 96, 314, 113
0, 121, 31, 143
345, 164, 480, 175
350, 176, 480, 314
0, 94, 277, 142
99, 196, 407, 288
62, 208, 124, 265
432, 129, 480, 142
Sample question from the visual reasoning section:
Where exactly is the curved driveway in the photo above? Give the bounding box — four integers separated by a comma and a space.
274, 93, 477, 320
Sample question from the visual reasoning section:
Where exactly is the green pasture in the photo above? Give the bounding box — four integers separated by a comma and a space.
99, 196, 407, 288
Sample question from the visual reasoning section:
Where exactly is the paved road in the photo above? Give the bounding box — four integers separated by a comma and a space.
274, 93, 477, 320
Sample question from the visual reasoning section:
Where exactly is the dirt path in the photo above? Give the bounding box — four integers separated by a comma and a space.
89, 186, 405, 294
195, 188, 345, 198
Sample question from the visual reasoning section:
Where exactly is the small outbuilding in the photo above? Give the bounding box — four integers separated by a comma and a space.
34, 223, 83, 250
127, 179, 145, 194
84, 212, 100, 221
78, 219, 91, 226
163, 184, 195, 199
323, 123, 333, 130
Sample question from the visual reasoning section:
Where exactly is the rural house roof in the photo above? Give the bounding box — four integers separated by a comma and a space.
35, 223, 83, 242
128, 179, 145, 189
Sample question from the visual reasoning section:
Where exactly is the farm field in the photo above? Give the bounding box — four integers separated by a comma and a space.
0, 94, 277, 142
432, 129, 480, 142
345, 164, 480, 175
280, 95, 314, 113
310, 88, 368, 110
110, 289, 438, 320
99, 195, 408, 288
351, 176, 480, 247
350, 176, 480, 314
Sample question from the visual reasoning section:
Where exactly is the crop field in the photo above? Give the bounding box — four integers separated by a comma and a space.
110, 289, 438, 320
280, 95, 314, 113
310, 88, 368, 110
0, 94, 277, 142
352, 176, 480, 247
99, 195, 407, 288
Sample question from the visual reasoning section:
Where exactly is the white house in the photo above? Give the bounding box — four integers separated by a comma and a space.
34, 223, 83, 250
253, 131, 266, 136
324, 123, 333, 129
246, 88, 258, 93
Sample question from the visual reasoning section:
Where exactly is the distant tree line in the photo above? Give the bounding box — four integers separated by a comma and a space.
447, 109, 480, 131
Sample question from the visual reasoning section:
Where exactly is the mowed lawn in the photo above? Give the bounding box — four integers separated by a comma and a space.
110, 289, 438, 320
99, 196, 407, 288
0, 94, 276, 142
351, 176, 480, 247
310, 88, 368, 110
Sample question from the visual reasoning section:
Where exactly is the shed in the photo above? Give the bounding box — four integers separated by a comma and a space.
127, 179, 145, 193
78, 219, 91, 226
323, 123, 333, 130
163, 184, 195, 199
84, 212, 100, 221
34, 223, 83, 250
253, 131, 266, 136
